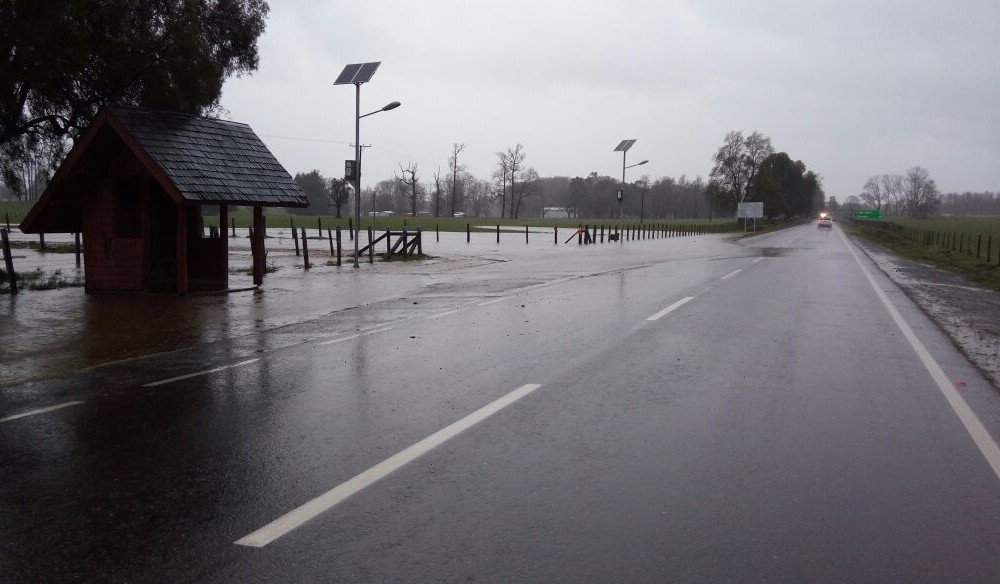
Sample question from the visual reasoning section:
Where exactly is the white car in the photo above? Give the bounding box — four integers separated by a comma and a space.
818, 216, 833, 229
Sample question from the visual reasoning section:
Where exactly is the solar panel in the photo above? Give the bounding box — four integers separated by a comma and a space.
614, 139, 636, 152
334, 62, 381, 85
334, 64, 363, 85
354, 62, 381, 83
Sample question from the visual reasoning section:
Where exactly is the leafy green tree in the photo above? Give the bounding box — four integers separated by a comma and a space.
1, 0, 269, 188
327, 178, 349, 218
292, 170, 329, 216
708, 130, 773, 210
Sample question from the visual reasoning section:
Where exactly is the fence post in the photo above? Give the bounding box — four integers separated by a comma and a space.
467, 223, 470, 244
39, 232, 46, 251
231, 217, 236, 237
336, 227, 342, 266
600, 225, 604, 243
75, 232, 81, 267
496, 224, 500, 244
436, 223, 439, 243
1, 228, 17, 294
368, 227, 374, 263
987, 235, 992, 263
318, 217, 322, 237
417, 227, 423, 256
525, 224, 529, 244
292, 220, 300, 256
301, 228, 310, 269
977, 235, 982, 259
349, 217, 354, 241
554, 226, 558, 245
4, 212, 9, 229
401, 228, 409, 257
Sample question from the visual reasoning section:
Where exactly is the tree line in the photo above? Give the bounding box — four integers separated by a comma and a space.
859, 167, 940, 218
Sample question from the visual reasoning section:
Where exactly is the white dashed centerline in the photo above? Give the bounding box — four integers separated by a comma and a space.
235, 383, 544, 548
427, 308, 467, 320
0, 401, 84, 424
142, 358, 260, 387
318, 326, 395, 346
720, 269, 743, 280
646, 297, 694, 321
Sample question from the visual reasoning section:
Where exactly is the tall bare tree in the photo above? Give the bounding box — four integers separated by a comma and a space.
708, 130, 774, 210
494, 152, 510, 218
901, 166, 939, 218
448, 143, 466, 216
432, 166, 443, 217
505, 144, 526, 218
395, 162, 421, 217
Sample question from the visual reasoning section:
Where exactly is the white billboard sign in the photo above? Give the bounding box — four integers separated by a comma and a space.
737, 202, 764, 218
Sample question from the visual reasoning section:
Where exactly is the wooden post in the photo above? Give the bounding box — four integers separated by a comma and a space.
4, 212, 9, 229
554, 226, 558, 245
176, 204, 188, 294
231, 217, 236, 237
318, 217, 322, 237
578, 226, 582, 245
977, 235, 982, 258
262, 214, 267, 237
601, 225, 604, 243
1, 229, 16, 294
75, 232, 81, 267
292, 219, 300, 256
402, 228, 409, 257
417, 227, 423, 255
336, 227, 342, 266
436, 223, 439, 243
219, 205, 229, 285
252, 206, 264, 286
39, 233, 46, 251
467, 223, 470, 243
368, 227, 374, 263
525, 224, 529, 244
327, 228, 334, 255
348, 217, 354, 241
301, 227, 310, 269
496, 224, 500, 244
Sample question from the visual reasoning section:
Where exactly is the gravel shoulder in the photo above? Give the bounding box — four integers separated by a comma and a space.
850, 233, 1000, 389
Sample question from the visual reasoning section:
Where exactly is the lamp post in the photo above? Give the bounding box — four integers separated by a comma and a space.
614, 140, 647, 241
335, 62, 400, 267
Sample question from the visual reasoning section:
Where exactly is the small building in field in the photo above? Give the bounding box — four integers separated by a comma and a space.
19, 105, 308, 293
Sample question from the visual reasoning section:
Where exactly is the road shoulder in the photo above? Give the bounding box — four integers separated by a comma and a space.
848, 233, 1000, 389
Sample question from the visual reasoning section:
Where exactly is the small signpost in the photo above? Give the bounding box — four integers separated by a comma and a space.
853, 209, 884, 221
737, 202, 764, 233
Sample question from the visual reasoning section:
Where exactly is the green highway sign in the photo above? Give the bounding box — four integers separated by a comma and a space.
853, 209, 884, 220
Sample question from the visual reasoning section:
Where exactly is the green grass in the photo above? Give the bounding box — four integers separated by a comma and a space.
847, 218, 1000, 292
0, 200, 35, 226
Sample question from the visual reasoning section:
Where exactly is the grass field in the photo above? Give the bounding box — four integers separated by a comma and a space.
848, 216, 1000, 291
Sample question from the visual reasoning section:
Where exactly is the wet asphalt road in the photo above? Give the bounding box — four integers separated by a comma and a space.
4, 225, 1000, 582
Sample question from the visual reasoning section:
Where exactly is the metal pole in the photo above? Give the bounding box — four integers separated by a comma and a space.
620, 151, 626, 243
353, 82, 362, 268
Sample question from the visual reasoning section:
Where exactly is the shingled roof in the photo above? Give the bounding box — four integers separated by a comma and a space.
105, 105, 308, 206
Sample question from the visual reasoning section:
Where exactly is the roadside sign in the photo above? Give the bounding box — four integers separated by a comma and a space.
616, 189, 623, 202
344, 160, 357, 181
737, 202, 763, 218
853, 209, 884, 220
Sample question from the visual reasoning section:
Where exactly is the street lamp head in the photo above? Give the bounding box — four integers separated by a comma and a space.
637, 160, 649, 166
382, 101, 401, 111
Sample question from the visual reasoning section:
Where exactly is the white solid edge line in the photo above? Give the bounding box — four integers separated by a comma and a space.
235, 383, 544, 548
427, 308, 466, 320
479, 296, 512, 306
720, 269, 743, 280
839, 229, 1000, 483
646, 296, 694, 321
752, 257, 765, 264
142, 358, 260, 387
0, 401, 85, 424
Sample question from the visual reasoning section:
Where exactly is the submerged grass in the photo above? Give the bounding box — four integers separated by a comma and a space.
0, 267, 83, 294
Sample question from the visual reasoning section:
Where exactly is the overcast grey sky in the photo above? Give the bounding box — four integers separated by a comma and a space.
221, 0, 999, 199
